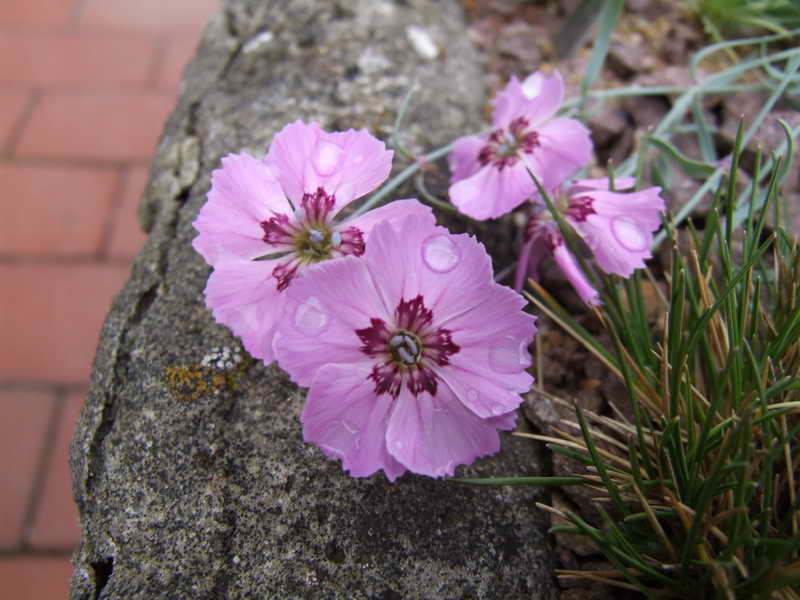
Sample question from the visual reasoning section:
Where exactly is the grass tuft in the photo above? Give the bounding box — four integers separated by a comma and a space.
520, 152, 800, 598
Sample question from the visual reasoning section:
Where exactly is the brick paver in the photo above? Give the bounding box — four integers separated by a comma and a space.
28, 391, 85, 550
15, 90, 175, 161
0, 0, 75, 27
0, 264, 131, 384
0, 557, 73, 599
107, 166, 149, 260
0, 0, 220, 596
0, 32, 157, 87
155, 38, 202, 91
0, 91, 32, 148
0, 388, 57, 549
79, 0, 219, 34
0, 164, 117, 257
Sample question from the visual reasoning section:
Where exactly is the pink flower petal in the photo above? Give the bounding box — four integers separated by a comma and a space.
275, 256, 390, 386
449, 161, 535, 220
265, 121, 393, 212
363, 216, 497, 326
515, 233, 549, 292
192, 152, 292, 264
492, 70, 564, 129
385, 385, 503, 478
514, 235, 536, 292
533, 117, 594, 191
342, 198, 433, 238
264, 120, 325, 205
570, 187, 664, 277
551, 243, 601, 306
437, 285, 535, 418
204, 259, 289, 362
486, 409, 518, 431
448, 134, 487, 183
325, 128, 393, 209
303, 363, 406, 482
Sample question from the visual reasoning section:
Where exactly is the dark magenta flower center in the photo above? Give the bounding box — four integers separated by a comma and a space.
257, 187, 364, 291
356, 295, 459, 397
478, 116, 540, 171
566, 195, 595, 222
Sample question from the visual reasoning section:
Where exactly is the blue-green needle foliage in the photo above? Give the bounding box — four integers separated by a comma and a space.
464, 129, 800, 598
687, 0, 800, 39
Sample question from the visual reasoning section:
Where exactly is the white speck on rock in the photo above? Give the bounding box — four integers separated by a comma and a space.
358, 49, 391, 74
243, 30, 274, 54
406, 26, 439, 60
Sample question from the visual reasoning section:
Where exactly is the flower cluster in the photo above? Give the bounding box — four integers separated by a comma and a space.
193, 121, 536, 481
448, 69, 665, 303
193, 121, 431, 363
193, 68, 664, 482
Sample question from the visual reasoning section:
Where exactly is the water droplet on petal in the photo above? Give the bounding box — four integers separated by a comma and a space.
312, 141, 344, 176
610, 216, 649, 252
421, 234, 461, 273
491, 403, 508, 416
489, 335, 531, 374
293, 296, 330, 336
467, 388, 479, 402
521, 73, 543, 99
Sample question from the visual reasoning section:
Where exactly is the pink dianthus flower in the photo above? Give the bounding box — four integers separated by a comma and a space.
192, 121, 431, 363
448, 70, 593, 220
274, 214, 537, 481
564, 177, 664, 277
515, 177, 665, 304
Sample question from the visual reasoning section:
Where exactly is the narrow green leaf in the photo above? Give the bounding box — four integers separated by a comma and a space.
648, 136, 717, 178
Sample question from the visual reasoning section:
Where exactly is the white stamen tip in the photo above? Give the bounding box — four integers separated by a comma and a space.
389, 335, 405, 347
405, 337, 418, 356
397, 346, 415, 365
331, 231, 342, 247
309, 228, 324, 243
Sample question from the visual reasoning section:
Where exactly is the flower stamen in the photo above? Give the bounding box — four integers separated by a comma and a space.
389, 331, 422, 366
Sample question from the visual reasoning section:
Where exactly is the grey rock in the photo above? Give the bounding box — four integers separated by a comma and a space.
606, 42, 642, 80
69, 1, 557, 599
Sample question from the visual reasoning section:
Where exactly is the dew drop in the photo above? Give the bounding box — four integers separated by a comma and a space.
491, 403, 509, 416
421, 234, 461, 273
489, 335, 531, 374
312, 141, 344, 176
467, 388, 479, 402
293, 296, 330, 336
521, 73, 543, 99
610, 216, 649, 252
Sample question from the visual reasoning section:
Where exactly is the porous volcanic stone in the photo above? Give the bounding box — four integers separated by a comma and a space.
69, 1, 556, 598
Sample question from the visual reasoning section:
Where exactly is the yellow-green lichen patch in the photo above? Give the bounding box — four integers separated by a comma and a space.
164, 346, 250, 401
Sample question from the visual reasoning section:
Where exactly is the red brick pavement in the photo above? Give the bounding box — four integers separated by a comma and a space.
0, 1, 220, 596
